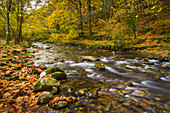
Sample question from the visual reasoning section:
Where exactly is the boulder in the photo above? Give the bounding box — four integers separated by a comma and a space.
52, 72, 67, 80
38, 91, 53, 104
46, 67, 64, 74
33, 78, 60, 91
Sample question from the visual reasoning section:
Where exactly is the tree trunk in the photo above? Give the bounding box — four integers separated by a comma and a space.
87, 0, 92, 39
19, 1, 24, 42
103, 0, 107, 22
78, 0, 84, 38
147, 0, 150, 31
6, 0, 12, 44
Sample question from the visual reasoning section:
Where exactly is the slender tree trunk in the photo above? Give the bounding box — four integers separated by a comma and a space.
87, 0, 92, 39
6, 0, 12, 44
19, 1, 24, 42
78, 0, 84, 38
147, 0, 150, 31
103, 0, 107, 22
15, 0, 20, 43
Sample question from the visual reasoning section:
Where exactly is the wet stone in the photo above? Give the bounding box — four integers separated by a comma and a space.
52, 72, 67, 80
90, 63, 105, 71
0, 62, 7, 66
79, 56, 100, 62
38, 91, 53, 104
120, 90, 132, 94
2, 54, 7, 58
26, 61, 34, 65
33, 78, 60, 91
51, 87, 58, 94
54, 101, 68, 109
46, 67, 64, 74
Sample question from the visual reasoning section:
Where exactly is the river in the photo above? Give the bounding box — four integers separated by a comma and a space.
30, 42, 170, 113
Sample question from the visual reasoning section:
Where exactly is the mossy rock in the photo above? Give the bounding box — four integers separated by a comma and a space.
52, 72, 67, 80
2, 54, 7, 58
51, 87, 59, 94
46, 67, 64, 74
38, 91, 53, 104
33, 78, 60, 92
0, 62, 7, 66
0, 58, 9, 61
54, 101, 68, 109
22, 49, 27, 52
45, 46, 51, 49
26, 61, 34, 65
12, 49, 20, 54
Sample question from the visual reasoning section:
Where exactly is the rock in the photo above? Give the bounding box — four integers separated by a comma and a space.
144, 61, 154, 65
27, 50, 36, 53
79, 56, 100, 62
0, 62, 7, 66
87, 90, 98, 99
22, 49, 27, 53
124, 81, 134, 87
38, 91, 53, 104
54, 101, 68, 109
33, 78, 60, 91
26, 61, 34, 65
46, 67, 64, 74
51, 87, 58, 94
45, 46, 51, 49
161, 64, 168, 68
90, 63, 105, 70
52, 72, 67, 80
12, 49, 20, 54
40, 65, 46, 70
0, 58, 9, 61
2, 54, 7, 58
54, 58, 65, 62
120, 90, 132, 94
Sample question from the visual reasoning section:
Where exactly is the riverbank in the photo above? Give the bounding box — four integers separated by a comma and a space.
62, 39, 170, 57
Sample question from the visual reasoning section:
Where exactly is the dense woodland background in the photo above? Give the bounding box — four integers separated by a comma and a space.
0, 0, 170, 50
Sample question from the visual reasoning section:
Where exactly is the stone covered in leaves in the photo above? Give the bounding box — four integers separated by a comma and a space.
33, 78, 60, 91
52, 72, 67, 80
46, 67, 64, 74
38, 91, 53, 104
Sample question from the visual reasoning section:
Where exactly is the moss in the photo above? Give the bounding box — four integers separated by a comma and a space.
46, 67, 64, 74
52, 72, 67, 80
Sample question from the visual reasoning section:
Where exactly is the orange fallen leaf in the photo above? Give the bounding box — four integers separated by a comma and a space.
140, 102, 147, 106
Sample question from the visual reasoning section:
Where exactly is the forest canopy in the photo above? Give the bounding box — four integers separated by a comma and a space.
0, 0, 169, 50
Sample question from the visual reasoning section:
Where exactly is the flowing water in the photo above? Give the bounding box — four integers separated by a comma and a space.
30, 42, 170, 113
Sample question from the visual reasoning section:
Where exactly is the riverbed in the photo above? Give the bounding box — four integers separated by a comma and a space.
30, 42, 170, 113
